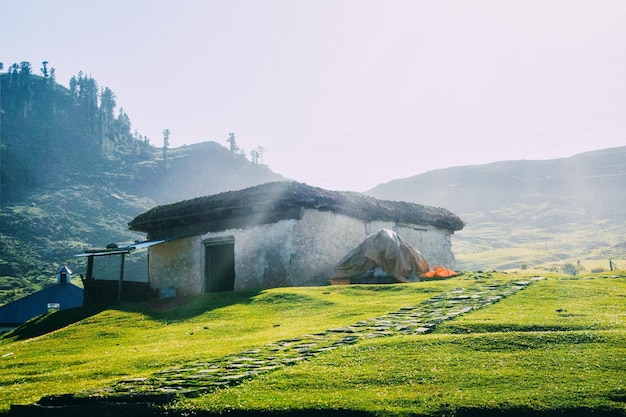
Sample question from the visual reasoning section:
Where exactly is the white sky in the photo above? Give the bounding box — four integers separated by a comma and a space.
2, 0, 625, 191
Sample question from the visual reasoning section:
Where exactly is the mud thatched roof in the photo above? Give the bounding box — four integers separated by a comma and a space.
128, 181, 464, 239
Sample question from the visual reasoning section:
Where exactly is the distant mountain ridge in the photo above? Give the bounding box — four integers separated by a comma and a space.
368, 146, 626, 223
368, 146, 626, 270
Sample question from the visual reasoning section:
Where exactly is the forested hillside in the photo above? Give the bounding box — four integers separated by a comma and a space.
0, 61, 153, 203
0, 61, 283, 305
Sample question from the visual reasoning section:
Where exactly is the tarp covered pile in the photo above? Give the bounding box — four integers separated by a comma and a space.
332, 229, 457, 284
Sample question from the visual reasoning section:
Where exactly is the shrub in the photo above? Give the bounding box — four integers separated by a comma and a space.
562, 263, 577, 276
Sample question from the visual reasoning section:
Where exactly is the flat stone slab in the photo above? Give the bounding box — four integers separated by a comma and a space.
415, 327, 432, 334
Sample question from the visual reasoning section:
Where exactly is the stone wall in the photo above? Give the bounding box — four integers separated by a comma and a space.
147, 209, 457, 294
148, 236, 203, 296
395, 224, 456, 268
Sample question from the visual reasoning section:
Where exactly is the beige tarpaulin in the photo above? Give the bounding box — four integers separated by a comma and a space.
333, 229, 430, 283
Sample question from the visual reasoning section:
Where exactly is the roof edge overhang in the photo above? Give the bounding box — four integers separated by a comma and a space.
74, 237, 179, 258
128, 181, 465, 236
134, 205, 305, 239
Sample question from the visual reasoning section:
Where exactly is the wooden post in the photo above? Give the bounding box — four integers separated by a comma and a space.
118, 253, 126, 302
83, 256, 96, 305
86, 255, 94, 280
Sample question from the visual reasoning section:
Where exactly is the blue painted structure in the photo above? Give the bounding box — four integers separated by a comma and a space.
0, 266, 83, 330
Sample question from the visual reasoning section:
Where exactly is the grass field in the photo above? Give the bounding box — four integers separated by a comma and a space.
453, 218, 626, 273
1, 272, 625, 416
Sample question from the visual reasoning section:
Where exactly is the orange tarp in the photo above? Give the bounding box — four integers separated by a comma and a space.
421, 265, 458, 279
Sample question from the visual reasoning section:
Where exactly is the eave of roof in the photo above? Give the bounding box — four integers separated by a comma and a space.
128, 181, 464, 238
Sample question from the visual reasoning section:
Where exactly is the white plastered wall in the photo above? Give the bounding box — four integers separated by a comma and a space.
147, 209, 456, 294
395, 224, 456, 268
148, 235, 203, 296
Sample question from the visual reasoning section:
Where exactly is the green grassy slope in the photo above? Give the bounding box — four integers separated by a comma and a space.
174, 274, 626, 416
0, 280, 461, 412
1, 272, 625, 416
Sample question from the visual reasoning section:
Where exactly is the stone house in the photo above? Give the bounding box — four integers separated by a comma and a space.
128, 181, 464, 295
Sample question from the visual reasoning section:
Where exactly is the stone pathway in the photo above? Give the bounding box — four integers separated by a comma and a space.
96, 276, 544, 398
13, 276, 544, 415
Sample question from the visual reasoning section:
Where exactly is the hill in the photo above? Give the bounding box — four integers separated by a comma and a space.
1, 272, 625, 416
2, 60, 624, 302
368, 147, 626, 270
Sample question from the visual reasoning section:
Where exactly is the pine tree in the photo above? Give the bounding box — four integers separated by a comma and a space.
162, 129, 170, 173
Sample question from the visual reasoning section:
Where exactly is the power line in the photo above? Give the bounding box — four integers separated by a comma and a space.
140, 112, 626, 141
264, 136, 626, 160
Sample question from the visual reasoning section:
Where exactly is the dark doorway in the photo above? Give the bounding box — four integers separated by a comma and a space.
204, 237, 235, 293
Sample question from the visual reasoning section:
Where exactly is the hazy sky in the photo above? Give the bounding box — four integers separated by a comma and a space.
2, 0, 625, 191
